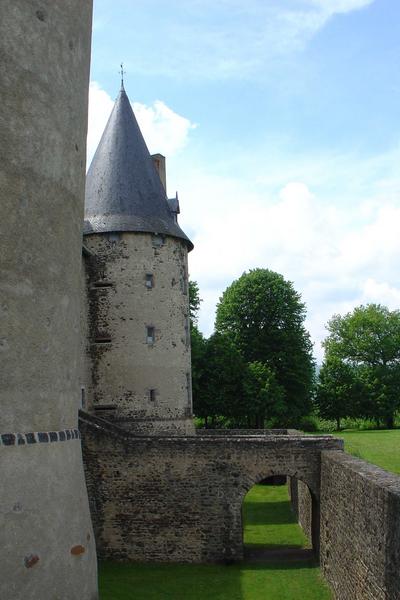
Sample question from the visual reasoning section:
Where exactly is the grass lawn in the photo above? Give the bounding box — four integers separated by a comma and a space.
99, 485, 332, 600
99, 561, 331, 600
332, 428, 400, 474
243, 484, 310, 548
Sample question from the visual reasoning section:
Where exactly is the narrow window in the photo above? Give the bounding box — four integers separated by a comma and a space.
149, 389, 157, 402
94, 336, 112, 344
80, 387, 86, 410
145, 273, 154, 289
92, 281, 114, 288
146, 326, 155, 345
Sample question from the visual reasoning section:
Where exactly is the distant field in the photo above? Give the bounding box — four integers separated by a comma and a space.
332, 429, 400, 474
99, 485, 332, 600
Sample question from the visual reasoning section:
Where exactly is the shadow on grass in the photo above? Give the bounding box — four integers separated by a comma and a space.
244, 499, 298, 526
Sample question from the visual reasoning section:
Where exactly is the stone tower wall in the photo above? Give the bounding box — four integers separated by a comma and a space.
0, 2, 97, 598
82, 232, 194, 435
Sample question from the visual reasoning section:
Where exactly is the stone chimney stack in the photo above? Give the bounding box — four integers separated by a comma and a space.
152, 153, 167, 191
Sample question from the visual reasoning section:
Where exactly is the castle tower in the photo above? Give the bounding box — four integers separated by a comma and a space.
82, 84, 194, 435
0, 1, 98, 598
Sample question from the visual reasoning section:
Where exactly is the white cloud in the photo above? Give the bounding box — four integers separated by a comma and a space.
307, 0, 374, 13
132, 100, 196, 158
87, 81, 114, 166
86, 80, 400, 364
119, 0, 376, 80
171, 151, 400, 362
87, 82, 196, 166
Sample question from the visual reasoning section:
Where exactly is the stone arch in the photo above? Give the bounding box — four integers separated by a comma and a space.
239, 469, 321, 560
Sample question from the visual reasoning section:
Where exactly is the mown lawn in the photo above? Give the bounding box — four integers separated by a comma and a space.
99, 560, 331, 600
243, 484, 310, 548
99, 485, 332, 600
332, 428, 400, 474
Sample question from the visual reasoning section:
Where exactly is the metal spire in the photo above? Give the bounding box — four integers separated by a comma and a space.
119, 62, 125, 89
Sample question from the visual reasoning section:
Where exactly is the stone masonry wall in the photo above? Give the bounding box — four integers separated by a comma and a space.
320, 451, 400, 600
82, 232, 193, 435
80, 413, 342, 563
0, 2, 97, 598
289, 478, 313, 544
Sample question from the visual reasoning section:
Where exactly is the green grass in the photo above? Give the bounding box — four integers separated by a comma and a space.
243, 484, 310, 548
332, 428, 400, 474
99, 560, 331, 600
99, 485, 332, 599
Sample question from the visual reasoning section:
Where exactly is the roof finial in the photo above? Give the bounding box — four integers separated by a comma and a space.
119, 62, 125, 89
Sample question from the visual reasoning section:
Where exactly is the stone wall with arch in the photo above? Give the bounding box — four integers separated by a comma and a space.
80, 412, 342, 563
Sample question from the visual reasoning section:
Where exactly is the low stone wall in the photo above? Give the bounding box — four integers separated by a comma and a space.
289, 478, 313, 544
80, 412, 341, 563
196, 428, 291, 436
320, 451, 400, 600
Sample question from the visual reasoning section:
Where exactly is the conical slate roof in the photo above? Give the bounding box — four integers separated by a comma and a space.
84, 86, 193, 250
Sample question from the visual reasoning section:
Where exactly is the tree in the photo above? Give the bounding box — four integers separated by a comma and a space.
243, 361, 286, 428
322, 304, 400, 428
189, 280, 206, 413
193, 332, 247, 426
189, 280, 201, 326
316, 356, 362, 430
215, 269, 314, 424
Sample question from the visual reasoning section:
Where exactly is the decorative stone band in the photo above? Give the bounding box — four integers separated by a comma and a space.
0, 428, 81, 447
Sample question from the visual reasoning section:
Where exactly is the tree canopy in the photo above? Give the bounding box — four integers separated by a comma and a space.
318, 304, 400, 428
215, 269, 315, 424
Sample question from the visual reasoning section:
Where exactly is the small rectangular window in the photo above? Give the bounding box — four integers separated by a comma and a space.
146, 326, 155, 344
149, 389, 157, 402
92, 281, 114, 288
94, 336, 112, 344
145, 273, 154, 289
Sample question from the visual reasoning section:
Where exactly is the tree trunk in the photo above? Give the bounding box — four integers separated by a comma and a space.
336, 416, 341, 431
385, 414, 395, 429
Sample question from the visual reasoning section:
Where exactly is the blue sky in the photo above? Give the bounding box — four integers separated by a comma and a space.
88, 0, 400, 361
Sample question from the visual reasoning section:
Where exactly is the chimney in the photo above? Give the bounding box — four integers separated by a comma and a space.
151, 153, 166, 191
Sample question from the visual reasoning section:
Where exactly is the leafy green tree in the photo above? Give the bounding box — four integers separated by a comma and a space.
316, 356, 362, 430
243, 361, 286, 428
215, 269, 314, 424
193, 332, 247, 427
190, 324, 207, 414
323, 304, 400, 428
189, 280, 201, 326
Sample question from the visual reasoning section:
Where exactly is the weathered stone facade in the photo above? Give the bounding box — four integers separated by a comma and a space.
0, 1, 97, 598
80, 412, 342, 563
81, 232, 193, 434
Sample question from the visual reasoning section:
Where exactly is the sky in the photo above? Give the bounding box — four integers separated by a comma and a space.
88, 0, 400, 362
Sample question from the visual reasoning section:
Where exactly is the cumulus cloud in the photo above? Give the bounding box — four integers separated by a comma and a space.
87, 82, 196, 166
86, 79, 400, 364
171, 154, 400, 361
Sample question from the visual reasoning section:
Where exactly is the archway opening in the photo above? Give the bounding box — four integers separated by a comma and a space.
242, 475, 317, 562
